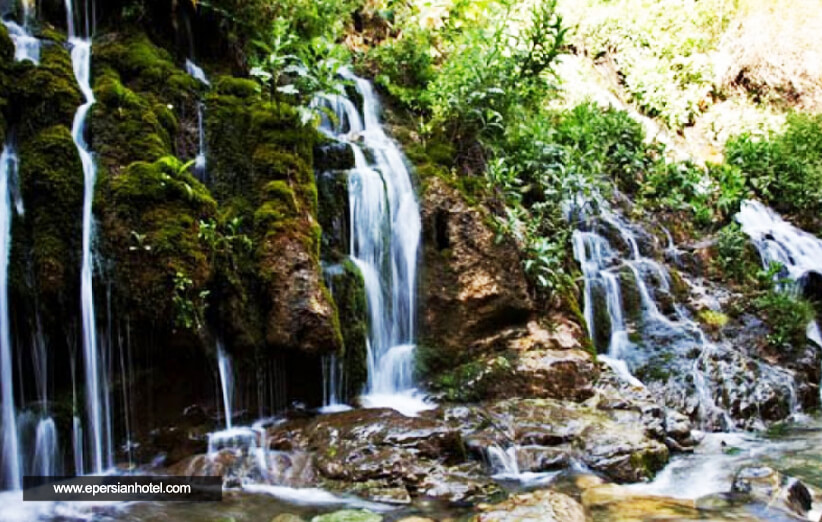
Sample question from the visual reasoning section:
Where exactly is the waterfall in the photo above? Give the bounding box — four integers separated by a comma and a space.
2, 19, 40, 64
572, 203, 736, 429
2, 0, 40, 64
185, 59, 210, 86
185, 60, 209, 181
320, 354, 351, 413
737, 200, 822, 394
0, 145, 20, 490
316, 72, 430, 417
216, 341, 234, 430
65, 0, 110, 474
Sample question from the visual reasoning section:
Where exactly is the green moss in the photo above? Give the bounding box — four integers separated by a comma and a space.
325, 260, 369, 399
11, 45, 82, 139
16, 125, 83, 296
106, 156, 216, 327
214, 76, 259, 99
92, 71, 171, 169
618, 267, 643, 325
590, 282, 612, 353
697, 309, 729, 332
93, 32, 199, 104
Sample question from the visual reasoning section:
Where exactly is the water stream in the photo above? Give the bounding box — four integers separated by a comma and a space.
66, 0, 111, 475
185, 59, 209, 181
0, 144, 21, 490
572, 203, 736, 429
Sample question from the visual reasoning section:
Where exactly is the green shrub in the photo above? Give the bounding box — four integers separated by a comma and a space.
716, 223, 752, 283
726, 113, 822, 225
754, 289, 815, 352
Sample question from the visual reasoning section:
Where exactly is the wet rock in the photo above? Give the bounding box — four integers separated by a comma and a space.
360, 486, 411, 505
428, 321, 596, 403
451, 398, 669, 483
515, 446, 570, 472
311, 510, 382, 522
266, 408, 496, 502
731, 466, 813, 518
314, 142, 355, 171
143, 426, 207, 466
417, 463, 501, 503
475, 490, 586, 522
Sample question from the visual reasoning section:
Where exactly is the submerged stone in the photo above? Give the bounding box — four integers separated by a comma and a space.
311, 510, 382, 522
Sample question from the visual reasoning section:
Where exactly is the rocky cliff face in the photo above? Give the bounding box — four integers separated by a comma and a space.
417, 176, 597, 403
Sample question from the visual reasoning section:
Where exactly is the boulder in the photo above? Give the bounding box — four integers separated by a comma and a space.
475, 490, 586, 522
731, 466, 813, 519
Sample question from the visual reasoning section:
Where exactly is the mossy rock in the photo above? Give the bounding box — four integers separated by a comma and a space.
16, 125, 83, 297
0, 24, 12, 140
617, 267, 643, 325
325, 259, 369, 399
316, 170, 349, 261
206, 82, 341, 355
92, 71, 171, 170
10, 44, 82, 140
590, 281, 612, 353
92, 32, 200, 104
104, 156, 216, 326
214, 76, 258, 99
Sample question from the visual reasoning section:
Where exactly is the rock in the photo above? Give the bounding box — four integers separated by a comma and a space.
311, 510, 382, 522
417, 463, 501, 503
314, 142, 355, 171
475, 490, 586, 522
266, 408, 497, 502
419, 176, 532, 363
731, 466, 813, 518
360, 486, 411, 505
396, 518, 435, 522
452, 398, 669, 483
427, 320, 596, 403
581, 483, 702, 520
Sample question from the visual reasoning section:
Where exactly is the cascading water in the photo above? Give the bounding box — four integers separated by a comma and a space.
317, 72, 430, 417
216, 341, 234, 430
65, 0, 111, 474
737, 200, 822, 381
2, 0, 41, 64
0, 145, 21, 490
185, 60, 209, 181
571, 203, 753, 430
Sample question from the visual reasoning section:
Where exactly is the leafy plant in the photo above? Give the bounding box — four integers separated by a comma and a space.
754, 288, 815, 352
172, 271, 210, 331
716, 223, 751, 283
726, 113, 822, 226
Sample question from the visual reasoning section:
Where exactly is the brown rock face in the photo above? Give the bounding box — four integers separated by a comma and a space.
260, 225, 342, 355
419, 177, 533, 357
